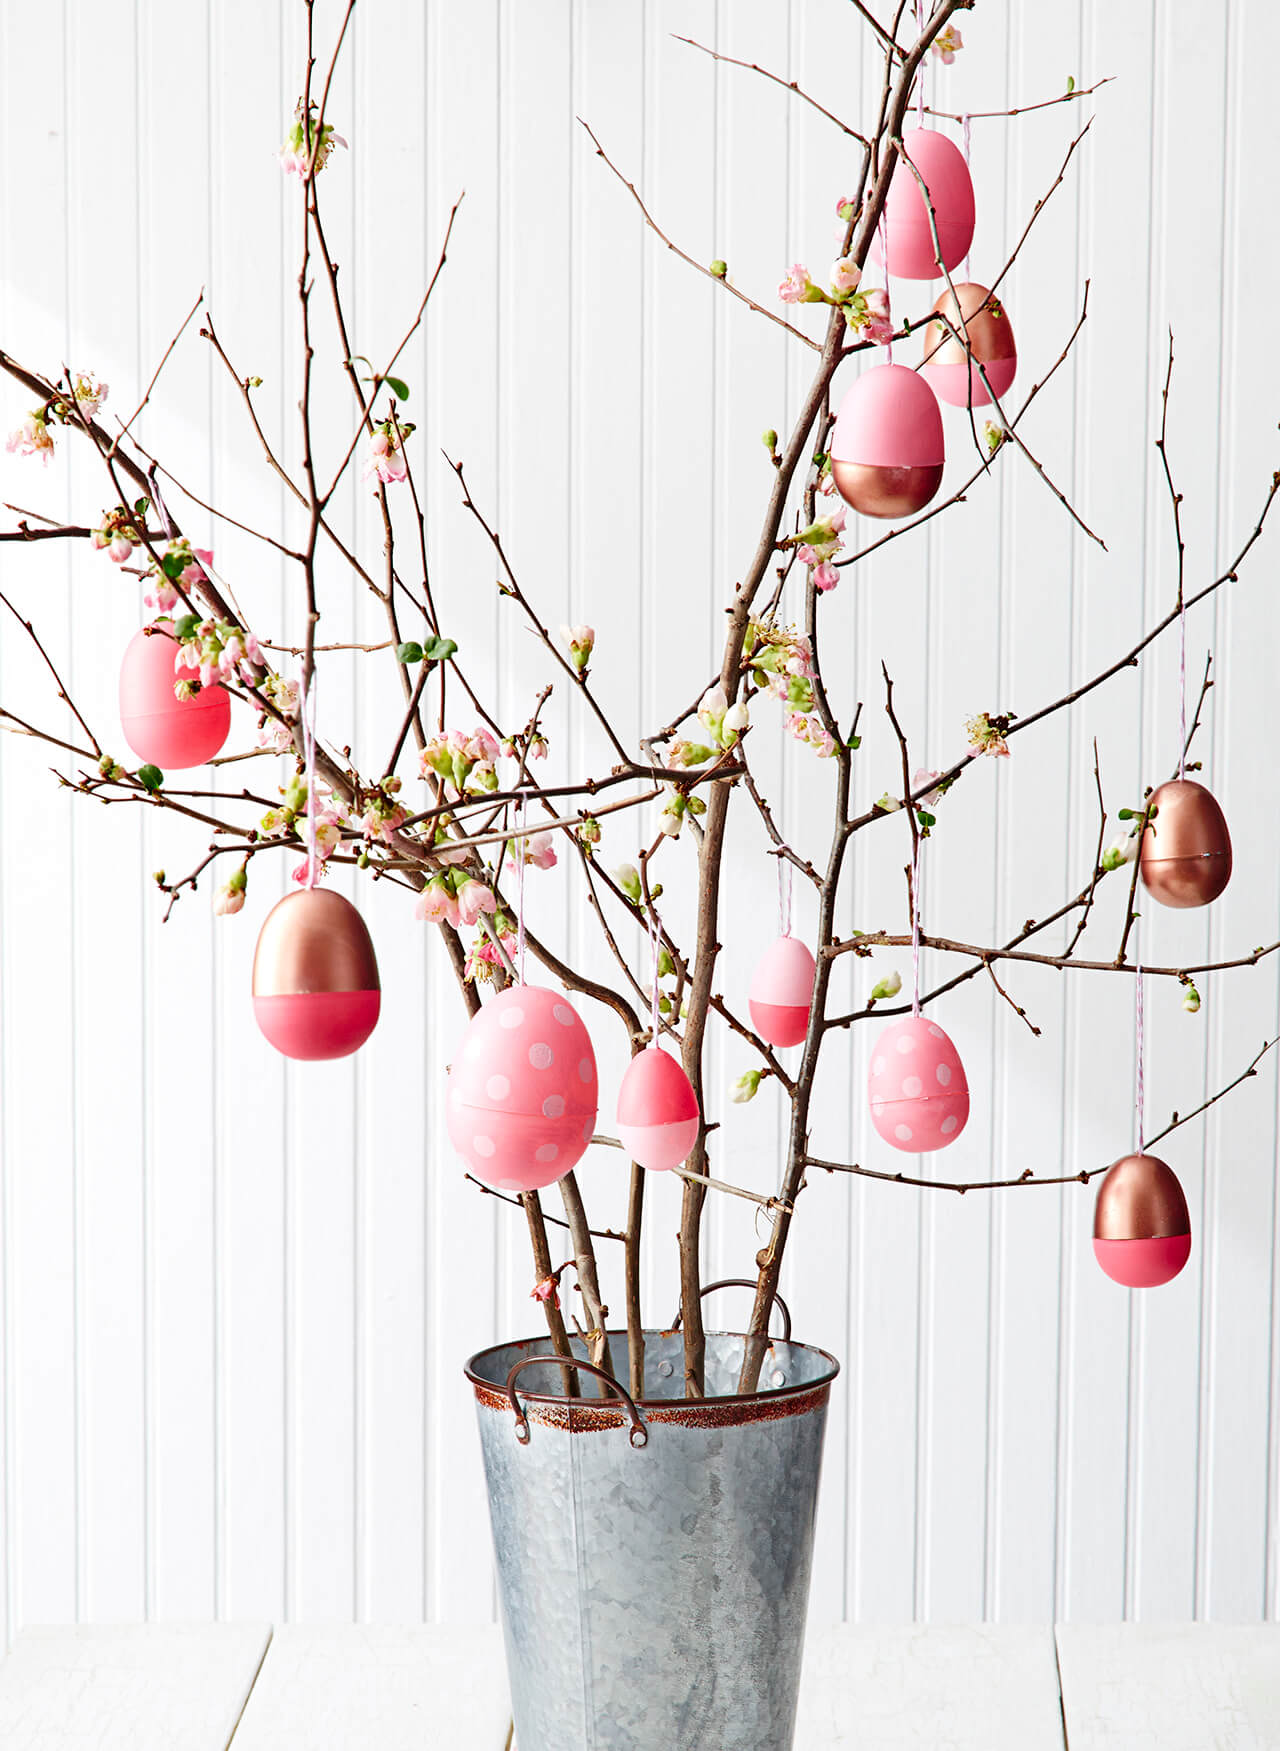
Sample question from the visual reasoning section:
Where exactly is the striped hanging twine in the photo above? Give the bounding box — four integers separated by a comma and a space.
778, 852, 793, 939
301, 668, 319, 889
911, 835, 924, 1018
1135, 940, 1146, 1152
515, 793, 528, 987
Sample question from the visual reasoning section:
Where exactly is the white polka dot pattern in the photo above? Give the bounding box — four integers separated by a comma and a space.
445, 984, 599, 1193
866, 1013, 969, 1155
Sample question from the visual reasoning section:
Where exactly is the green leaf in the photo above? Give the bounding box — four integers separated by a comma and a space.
425, 636, 458, 662
917, 809, 936, 828
847, 733, 862, 750
384, 375, 410, 402
174, 613, 201, 641
396, 641, 424, 665
1066, 74, 1075, 93
137, 764, 164, 793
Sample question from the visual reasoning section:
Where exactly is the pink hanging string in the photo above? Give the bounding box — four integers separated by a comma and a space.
777, 853, 793, 938
1135, 946, 1146, 1153
911, 835, 923, 1017
916, 0, 925, 127
515, 793, 528, 986
649, 907, 662, 1044
301, 669, 319, 889
962, 113, 972, 281
879, 210, 893, 366
1177, 588, 1188, 782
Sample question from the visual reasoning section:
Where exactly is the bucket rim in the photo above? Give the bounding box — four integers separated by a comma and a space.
464, 1326, 841, 1418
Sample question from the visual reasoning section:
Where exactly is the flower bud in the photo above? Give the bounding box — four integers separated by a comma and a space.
1182, 983, 1201, 1014
870, 969, 903, 1001
710, 259, 727, 279
614, 862, 642, 903
731, 1069, 762, 1105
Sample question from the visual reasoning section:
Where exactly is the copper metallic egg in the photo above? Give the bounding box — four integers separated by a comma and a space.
1138, 779, 1232, 909
1093, 1151, 1191, 1288
252, 887, 381, 1060
919, 283, 1017, 409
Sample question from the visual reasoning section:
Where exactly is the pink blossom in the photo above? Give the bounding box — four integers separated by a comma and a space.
415, 880, 460, 926
530, 1275, 561, 1310
913, 768, 945, 807
180, 548, 213, 589
796, 543, 818, 567
931, 25, 963, 62
812, 560, 839, 592
830, 256, 862, 296
835, 195, 856, 223
827, 505, 847, 535
456, 879, 497, 926
862, 287, 894, 346
777, 263, 814, 305
510, 831, 557, 872
291, 858, 332, 886
466, 727, 500, 764
364, 429, 407, 485
6, 413, 54, 465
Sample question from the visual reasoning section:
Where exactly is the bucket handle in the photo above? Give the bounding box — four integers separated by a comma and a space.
505, 1357, 649, 1449
670, 1278, 793, 1344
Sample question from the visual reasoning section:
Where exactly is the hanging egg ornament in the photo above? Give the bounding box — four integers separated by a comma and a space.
1093, 1152, 1192, 1288
252, 887, 381, 1060
830, 364, 945, 519
749, 935, 816, 1049
869, 127, 975, 280
868, 1015, 969, 1152
919, 283, 1017, 408
446, 985, 598, 1193
1138, 779, 1232, 909
616, 1046, 700, 1172
119, 623, 231, 769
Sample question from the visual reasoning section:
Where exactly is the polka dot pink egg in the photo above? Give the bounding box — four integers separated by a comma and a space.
446, 985, 598, 1193
867, 1014, 969, 1154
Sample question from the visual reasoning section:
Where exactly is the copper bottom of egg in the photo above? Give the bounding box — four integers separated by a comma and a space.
831, 459, 944, 520
1139, 851, 1231, 909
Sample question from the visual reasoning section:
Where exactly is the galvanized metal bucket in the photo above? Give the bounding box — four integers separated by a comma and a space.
465, 1320, 839, 1751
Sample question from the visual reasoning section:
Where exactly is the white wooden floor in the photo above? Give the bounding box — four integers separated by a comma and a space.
1, 1623, 1278, 1748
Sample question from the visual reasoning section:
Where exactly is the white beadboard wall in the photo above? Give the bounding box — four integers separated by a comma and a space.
0, 0, 1278, 1647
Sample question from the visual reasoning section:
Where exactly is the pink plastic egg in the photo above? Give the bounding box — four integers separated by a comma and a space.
868, 127, 975, 280
1093, 1152, 1192, 1288
119, 623, 231, 769
252, 887, 381, 1061
867, 1014, 969, 1152
616, 1046, 700, 1172
446, 985, 599, 1193
830, 364, 945, 519
749, 935, 816, 1049
919, 283, 1017, 408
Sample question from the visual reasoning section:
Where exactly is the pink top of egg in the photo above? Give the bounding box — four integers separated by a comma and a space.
870, 127, 975, 280
831, 365, 945, 470
449, 985, 598, 1119
749, 935, 817, 1010
617, 1046, 698, 1128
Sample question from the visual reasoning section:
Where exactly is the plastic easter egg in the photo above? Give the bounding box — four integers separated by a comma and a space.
1093, 1152, 1191, 1287
868, 127, 975, 280
1138, 779, 1232, 909
252, 887, 381, 1060
119, 623, 231, 769
616, 1046, 700, 1172
830, 363, 945, 519
749, 935, 816, 1048
920, 283, 1017, 407
867, 1014, 969, 1152
446, 985, 598, 1193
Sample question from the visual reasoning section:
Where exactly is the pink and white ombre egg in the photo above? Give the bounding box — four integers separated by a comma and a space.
446, 985, 598, 1193
749, 935, 816, 1049
616, 1046, 700, 1172
867, 1014, 969, 1153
